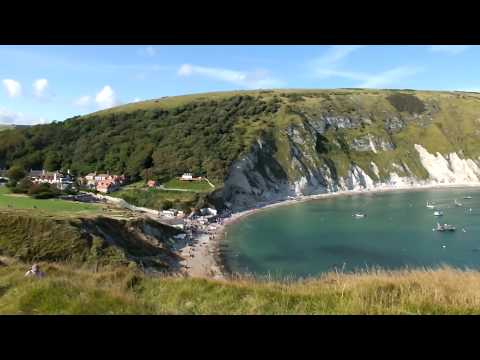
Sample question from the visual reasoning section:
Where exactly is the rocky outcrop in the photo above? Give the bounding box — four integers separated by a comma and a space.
215, 135, 480, 212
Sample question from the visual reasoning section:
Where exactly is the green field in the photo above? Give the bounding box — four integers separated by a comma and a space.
111, 186, 201, 211
163, 178, 213, 192
0, 186, 101, 215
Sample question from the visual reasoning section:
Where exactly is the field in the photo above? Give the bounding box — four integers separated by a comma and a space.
111, 185, 200, 211
163, 178, 214, 192
0, 186, 102, 216
2, 259, 480, 314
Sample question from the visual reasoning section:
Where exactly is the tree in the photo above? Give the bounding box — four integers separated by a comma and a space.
7, 165, 26, 183
44, 152, 62, 172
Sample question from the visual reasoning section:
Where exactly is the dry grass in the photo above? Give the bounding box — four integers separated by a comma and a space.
1, 259, 480, 314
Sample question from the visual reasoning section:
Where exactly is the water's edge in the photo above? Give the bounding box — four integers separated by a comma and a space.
215, 183, 480, 279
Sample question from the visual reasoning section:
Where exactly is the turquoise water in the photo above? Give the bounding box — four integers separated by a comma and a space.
223, 188, 480, 278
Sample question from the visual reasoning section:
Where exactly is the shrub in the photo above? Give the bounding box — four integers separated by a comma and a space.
387, 93, 426, 114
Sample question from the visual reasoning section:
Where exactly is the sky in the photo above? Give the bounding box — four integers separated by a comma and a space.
0, 45, 478, 125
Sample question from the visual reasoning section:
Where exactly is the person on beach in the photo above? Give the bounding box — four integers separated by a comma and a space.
25, 264, 45, 278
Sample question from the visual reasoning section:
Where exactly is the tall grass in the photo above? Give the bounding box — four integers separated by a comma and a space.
1, 258, 480, 314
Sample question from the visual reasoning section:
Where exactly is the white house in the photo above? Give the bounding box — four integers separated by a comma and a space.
181, 173, 193, 180
161, 209, 178, 218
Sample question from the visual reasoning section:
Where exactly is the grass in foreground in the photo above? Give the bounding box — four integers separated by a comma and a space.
2, 259, 480, 314
0, 186, 102, 216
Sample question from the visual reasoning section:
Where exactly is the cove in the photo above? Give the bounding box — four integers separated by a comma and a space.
223, 187, 480, 278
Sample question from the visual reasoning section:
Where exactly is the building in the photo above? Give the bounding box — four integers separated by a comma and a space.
161, 209, 178, 218
180, 173, 203, 181
147, 180, 157, 188
96, 179, 120, 194
180, 173, 193, 181
80, 172, 126, 192
29, 169, 75, 191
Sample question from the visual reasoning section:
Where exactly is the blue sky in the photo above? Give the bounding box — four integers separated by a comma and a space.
0, 45, 478, 125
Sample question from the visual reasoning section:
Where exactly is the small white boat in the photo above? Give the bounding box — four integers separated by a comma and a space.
464, 196, 473, 199
353, 213, 366, 218
454, 199, 463, 207
435, 223, 456, 232
426, 202, 435, 209
434, 210, 443, 216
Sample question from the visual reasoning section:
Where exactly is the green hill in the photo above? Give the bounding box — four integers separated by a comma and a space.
2, 89, 480, 210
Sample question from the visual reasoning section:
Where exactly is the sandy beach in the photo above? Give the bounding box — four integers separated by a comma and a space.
178, 182, 480, 279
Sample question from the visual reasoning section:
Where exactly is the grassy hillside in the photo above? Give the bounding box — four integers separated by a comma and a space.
2, 259, 480, 314
2, 89, 480, 199
0, 210, 181, 270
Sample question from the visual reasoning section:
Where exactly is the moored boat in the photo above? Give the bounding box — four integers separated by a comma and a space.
353, 213, 366, 218
435, 223, 456, 232
426, 201, 435, 209
464, 196, 473, 199
434, 210, 443, 216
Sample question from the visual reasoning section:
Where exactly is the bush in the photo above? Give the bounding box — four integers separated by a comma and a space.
14, 178, 33, 194
28, 183, 60, 199
160, 200, 173, 210
387, 93, 426, 114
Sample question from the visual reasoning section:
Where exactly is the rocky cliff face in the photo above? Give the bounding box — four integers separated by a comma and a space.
213, 92, 480, 211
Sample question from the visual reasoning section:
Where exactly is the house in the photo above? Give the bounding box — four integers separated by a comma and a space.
85, 173, 96, 182
96, 180, 119, 194
147, 180, 157, 188
161, 209, 178, 218
180, 173, 203, 181
95, 173, 110, 182
180, 173, 193, 181
81, 172, 126, 191
29, 169, 75, 191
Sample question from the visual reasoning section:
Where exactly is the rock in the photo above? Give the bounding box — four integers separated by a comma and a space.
384, 116, 405, 133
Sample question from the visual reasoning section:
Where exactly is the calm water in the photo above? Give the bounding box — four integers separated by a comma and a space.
223, 188, 480, 278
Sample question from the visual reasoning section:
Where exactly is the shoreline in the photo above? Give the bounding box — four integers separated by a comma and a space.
186, 182, 480, 279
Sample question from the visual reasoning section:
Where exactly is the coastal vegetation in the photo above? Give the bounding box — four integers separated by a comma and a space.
110, 185, 209, 213
2, 89, 480, 209
1, 258, 480, 314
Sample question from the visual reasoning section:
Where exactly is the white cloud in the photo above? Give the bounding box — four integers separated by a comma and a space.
429, 45, 470, 55
313, 45, 365, 67
0, 107, 46, 125
95, 85, 117, 109
132, 98, 141, 103
309, 46, 421, 89
2, 79, 22, 98
138, 46, 157, 57
74, 95, 92, 107
145, 46, 156, 56
33, 78, 48, 98
177, 64, 284, 89
358, 66, 423, 88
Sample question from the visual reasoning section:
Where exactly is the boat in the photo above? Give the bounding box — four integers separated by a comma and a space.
426, 202, 435, 209
435, 223, 456, 232
353, 213, 366, 218
464, 196, 473, 199
433, 210, 443, 216
454, 199, 463, 207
